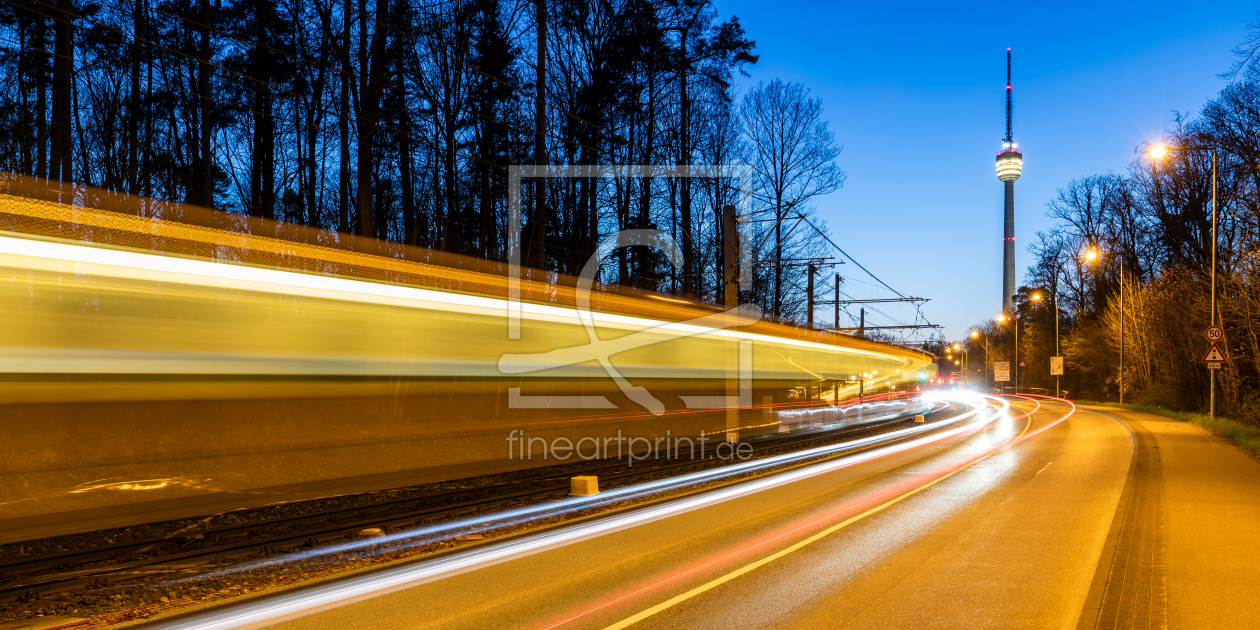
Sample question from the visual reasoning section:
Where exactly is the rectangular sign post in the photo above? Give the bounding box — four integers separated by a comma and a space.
1050, 356, 1064, 376
994, 361, 1010, 382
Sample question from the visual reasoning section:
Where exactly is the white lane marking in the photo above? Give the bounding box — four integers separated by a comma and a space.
595, 400, 1035, 630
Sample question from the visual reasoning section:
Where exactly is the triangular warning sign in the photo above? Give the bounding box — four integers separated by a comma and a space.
1202, 342, 1227, 364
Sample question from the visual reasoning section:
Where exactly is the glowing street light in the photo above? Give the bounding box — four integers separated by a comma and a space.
1033, 287, 1062, 398
997, 307, 1021, 394
970, 329, 990, 393
1083, 246, 1127, 404
1147, 140, 1219, 421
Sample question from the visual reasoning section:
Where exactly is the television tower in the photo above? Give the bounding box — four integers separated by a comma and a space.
996, 48, 1023, 313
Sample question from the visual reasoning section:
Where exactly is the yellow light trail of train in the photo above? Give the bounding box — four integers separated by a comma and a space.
0, 186, 933, 389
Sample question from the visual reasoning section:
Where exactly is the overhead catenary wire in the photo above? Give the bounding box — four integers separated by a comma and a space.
792, 214, 937, 335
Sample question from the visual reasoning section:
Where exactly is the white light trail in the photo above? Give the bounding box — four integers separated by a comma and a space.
0, 234, 899, 360
144, 394, 1009, 630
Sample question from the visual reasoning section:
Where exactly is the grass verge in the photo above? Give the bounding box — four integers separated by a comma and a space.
1077, 400, 1260, 456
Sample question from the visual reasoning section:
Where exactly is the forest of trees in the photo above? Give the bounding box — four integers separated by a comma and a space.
967, 21, 1260, 423
0, 0, 851, 322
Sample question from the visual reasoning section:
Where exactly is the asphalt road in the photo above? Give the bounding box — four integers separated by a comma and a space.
137, 400, 1260, 630
1079, 405, 1260, 629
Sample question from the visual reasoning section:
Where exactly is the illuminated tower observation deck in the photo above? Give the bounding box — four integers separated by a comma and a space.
997, 48, 1022, 313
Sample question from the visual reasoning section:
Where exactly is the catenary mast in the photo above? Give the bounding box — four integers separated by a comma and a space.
996, 48, 1023, 313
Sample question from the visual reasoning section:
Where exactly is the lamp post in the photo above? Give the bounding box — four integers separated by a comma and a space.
971, 329, 989, 393
1084, 246, 1124, 403
1022, 290, 1061, 398
1148, 143, 1218, 421
1005, 308, 1020, 393
953, 342, 964, 386
1078, 246, 1128, 403
1028, 292, 1047, 395
996, 312, 1016, 394
1048, 287, 1060, 398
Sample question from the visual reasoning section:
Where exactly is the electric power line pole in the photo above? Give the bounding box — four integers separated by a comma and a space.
721, 204, 740, 443
834, 274, 841, 329
722, 205, 738, 307
807, 263, 816, 328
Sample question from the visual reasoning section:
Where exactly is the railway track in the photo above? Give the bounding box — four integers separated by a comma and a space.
1, 401, 953, 600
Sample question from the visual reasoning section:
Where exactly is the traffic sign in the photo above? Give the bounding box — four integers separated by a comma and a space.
1050, 356, 1064, 376
1205, 326, 1224, 342
994, 361, 1010, 382
1202, 342, 1227, 364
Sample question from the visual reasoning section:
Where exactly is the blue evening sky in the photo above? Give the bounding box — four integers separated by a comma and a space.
714, 0, 1254, 339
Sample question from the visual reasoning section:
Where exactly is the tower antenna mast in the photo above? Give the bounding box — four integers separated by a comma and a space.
1005, 48, 1013, 143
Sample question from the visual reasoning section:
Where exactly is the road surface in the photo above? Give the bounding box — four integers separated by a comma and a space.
131, 401, 1260, 630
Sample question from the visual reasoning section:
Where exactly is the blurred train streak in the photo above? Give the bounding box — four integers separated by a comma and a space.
0, 178, 933, 538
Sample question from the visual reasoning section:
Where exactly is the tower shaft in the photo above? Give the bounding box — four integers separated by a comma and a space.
1003, 181, 1015, 312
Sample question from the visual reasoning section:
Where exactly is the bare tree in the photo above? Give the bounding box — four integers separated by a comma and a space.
740, 79, 844, 317
1222, 11, 1260, 82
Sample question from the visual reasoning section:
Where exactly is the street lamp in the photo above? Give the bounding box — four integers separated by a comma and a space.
1030, 292, 1042, 395
1027, 291, 1062, 398
1148, 142, 1219, 421
995, 311, 1018, 393
1035, 287, 1061, 397
971, 329, 989, 393
1083, 246, 1125, 404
